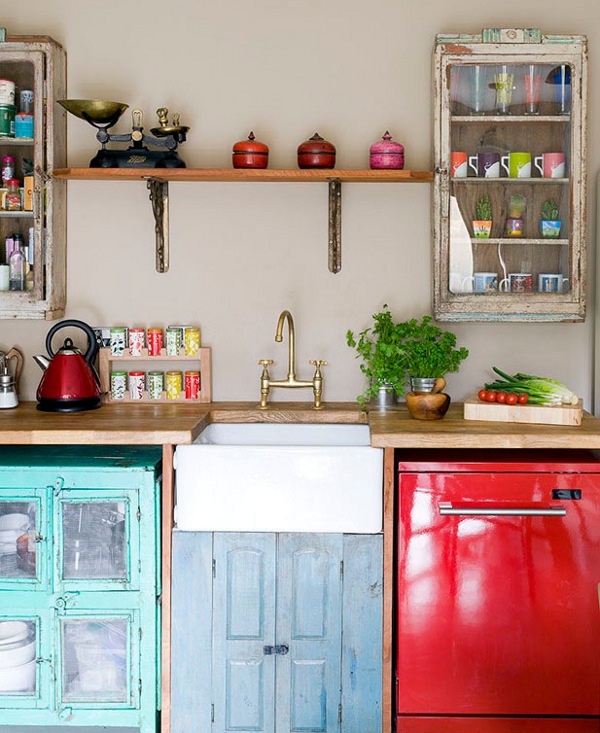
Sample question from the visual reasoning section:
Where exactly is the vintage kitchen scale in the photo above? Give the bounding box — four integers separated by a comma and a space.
58, 99, 189, 168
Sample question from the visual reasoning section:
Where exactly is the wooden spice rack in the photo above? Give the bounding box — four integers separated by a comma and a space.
98, 347, 212, 403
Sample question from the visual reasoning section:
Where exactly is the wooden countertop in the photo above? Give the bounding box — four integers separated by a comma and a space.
2, 401, 600, 449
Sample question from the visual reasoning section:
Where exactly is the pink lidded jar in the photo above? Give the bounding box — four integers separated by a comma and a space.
369, 131, 404, 170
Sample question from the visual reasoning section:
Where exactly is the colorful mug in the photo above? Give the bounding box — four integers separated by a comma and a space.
451, 152, 468, 178
534, 152, 566, 179
538, 273, 569, 293
503, 273, 533, 293
501, 152, 532, 179
469, 152, 500, 178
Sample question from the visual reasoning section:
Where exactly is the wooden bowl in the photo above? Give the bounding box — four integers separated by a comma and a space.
405, 391, 451, 420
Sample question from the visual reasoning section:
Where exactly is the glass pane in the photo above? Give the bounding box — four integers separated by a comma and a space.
61, 618, 128, 703
0, 618, 37, 695
0, 501, 37, 579
448, 62, 571, 297
62, 501, 127, 580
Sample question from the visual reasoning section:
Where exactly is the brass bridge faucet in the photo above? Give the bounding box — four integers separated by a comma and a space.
258, 310, 326, 409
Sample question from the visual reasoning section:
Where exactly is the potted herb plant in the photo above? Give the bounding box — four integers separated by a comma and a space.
346, 304, 408, 406
473, 195, 493, 238
505, 193, 526, 237
540, 198, 561, 238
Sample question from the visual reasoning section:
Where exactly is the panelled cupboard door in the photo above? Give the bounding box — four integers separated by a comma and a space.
0, 488, 49, 591
212, 533, 277, 733
276, 534, 343, 733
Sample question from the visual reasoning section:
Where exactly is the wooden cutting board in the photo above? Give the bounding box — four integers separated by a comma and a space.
463, 396, 583, 426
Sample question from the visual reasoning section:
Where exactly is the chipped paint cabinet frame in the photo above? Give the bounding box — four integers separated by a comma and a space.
0, 31, 66, 319
433, 28, 587, 321
0, 446, 161, 733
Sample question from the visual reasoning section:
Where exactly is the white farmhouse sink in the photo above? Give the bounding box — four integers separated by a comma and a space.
174, 423, 383, 533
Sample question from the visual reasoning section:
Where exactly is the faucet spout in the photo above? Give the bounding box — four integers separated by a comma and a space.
275, 309, 296, 381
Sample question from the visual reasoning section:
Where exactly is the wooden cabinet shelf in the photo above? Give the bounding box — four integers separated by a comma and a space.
53, 167, 433, 275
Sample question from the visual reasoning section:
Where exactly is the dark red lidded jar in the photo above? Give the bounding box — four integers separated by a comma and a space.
232, 131, 269, 169
297, 132, 336, 169
369, 131, 404, 170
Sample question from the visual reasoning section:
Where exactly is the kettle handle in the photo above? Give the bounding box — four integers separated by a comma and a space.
46, 319, 99, 365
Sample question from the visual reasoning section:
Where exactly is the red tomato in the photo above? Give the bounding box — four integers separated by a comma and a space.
496, 391, 508, 403
518, 393, 529, 404
478, 389, 488, 402
506, 393, 518, 405
486, 391, 497, 402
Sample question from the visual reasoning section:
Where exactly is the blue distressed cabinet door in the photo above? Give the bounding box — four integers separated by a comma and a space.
276, 534, 343, 733
212, 533, 277, 733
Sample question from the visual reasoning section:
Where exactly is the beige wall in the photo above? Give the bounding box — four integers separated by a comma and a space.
0, 2, 597, 407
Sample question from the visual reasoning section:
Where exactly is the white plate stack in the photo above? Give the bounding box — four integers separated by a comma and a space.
0, 621, 36, 692
0, 513, 30, 555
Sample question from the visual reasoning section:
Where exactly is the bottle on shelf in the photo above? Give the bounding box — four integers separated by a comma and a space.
4, 179, 22, 211
9, 235, 25, 291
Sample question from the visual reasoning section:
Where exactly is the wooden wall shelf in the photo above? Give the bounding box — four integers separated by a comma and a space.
53, 167, 433, 275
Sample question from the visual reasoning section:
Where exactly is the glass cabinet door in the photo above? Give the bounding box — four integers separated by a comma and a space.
0, 613, 51, 709
58, 612, 139, 708
433, 29, 587, 321
56, 491, 139, 591
0, 491, 47, 589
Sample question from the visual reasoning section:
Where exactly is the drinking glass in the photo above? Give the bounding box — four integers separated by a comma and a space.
524, 64, 541, 115
494, 65, 514, 115
467, 65, 488, 115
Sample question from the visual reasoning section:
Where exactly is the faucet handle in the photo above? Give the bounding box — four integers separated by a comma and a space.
309, 359, 327, 370
258, 359, 273, 368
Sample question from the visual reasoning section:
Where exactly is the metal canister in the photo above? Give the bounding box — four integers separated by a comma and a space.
110, 371, 127, 400
184, 326, 200, 356
110, 327, 127, 356
0, 80, 15, 106
0, 104, 15, 138
165, 327, 182, 356
185, 371, 200, 400
129, 328, 145, 356
128, 371, 146, 400
148, 371, 164, 400
147, 327, 163, 356
166, 371, 183, 400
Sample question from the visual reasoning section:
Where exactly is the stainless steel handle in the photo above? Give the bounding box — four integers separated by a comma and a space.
439, 503, 566, 517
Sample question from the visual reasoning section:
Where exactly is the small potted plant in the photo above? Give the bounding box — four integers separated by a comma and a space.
506, 193, 526, 237
346, 304, 410, 407
473, 195, 493, 238
540, 198, 561, 238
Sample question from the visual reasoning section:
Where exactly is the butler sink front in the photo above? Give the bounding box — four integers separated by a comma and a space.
174, 423, 383, 533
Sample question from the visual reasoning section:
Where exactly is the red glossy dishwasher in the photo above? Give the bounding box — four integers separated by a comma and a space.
395, 450, 600, 733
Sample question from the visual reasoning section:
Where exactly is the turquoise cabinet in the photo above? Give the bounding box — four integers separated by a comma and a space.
0, 445, 161, 733
171, 531, 382, 733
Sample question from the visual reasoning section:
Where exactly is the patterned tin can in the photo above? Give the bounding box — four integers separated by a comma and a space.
110, 371, 127, 400
165, 327, 182, 356
0, 80, 15, 106
166, 371, 183, 400
0, 105, 15, 138
147, 327, 163, 356
185, 371, 200, 400
110, 327, 127, 356
148, 371, 164, 400
129, 328, 145, 356
184, 327, 201, 356
128, 371, 146, 400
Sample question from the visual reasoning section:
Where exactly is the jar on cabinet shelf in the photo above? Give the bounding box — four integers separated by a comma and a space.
433, 28, 587, 322
297, 132, 336, 169
369, 131, 404, 170
232, 131, 269, 169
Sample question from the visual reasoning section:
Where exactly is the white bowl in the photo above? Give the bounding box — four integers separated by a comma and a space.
0, 621, 30, 645
0, 638, 35, 669
0, 657, 35, 692
0, 514, 29, 532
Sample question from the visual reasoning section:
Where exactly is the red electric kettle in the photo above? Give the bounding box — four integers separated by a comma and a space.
34, 319, 101, 412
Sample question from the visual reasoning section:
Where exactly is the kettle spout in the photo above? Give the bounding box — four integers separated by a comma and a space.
33, 355, 50, 372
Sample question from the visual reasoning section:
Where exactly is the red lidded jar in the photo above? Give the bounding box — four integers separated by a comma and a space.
297, 133, 336, 169
232, 131, 269, 169
369, 131, 404, 170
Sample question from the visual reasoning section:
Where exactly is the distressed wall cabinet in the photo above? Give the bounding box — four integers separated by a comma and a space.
171, 531, 382, 733
0, 31, 67, 319
0, 446, 161, 732
433, 28, 587, 321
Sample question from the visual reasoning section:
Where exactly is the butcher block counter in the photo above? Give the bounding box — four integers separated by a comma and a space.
2, 400, 600, 448
3, 400, 600, 733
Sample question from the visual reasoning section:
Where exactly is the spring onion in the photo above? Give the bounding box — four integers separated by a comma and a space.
484, 367, 579, 406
